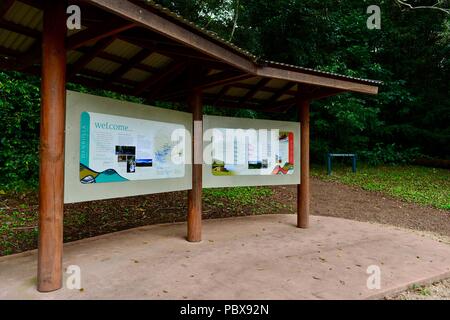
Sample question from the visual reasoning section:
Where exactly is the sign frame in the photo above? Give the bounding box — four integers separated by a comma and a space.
64, 91, 192, 203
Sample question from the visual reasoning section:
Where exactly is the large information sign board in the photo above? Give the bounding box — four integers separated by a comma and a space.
64, 91, 192, 203
203, 115, 300, 188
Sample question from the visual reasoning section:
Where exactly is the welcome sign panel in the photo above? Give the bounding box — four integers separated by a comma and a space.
64, 91, 192, 203
203, 115, 300, 188
79, 112, 185, 184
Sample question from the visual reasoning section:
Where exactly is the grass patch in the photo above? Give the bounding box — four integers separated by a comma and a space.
311, 164, 450, 210
204, 186, 273, 206
0, 207, 38, 256
203, 186, 279, 215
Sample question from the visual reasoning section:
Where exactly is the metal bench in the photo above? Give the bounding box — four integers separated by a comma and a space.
326, 153, 357, 175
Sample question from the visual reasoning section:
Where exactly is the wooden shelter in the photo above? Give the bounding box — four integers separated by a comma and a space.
0, 0, 380, 292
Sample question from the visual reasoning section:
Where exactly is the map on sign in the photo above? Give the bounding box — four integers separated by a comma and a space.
79, 112, 185, 184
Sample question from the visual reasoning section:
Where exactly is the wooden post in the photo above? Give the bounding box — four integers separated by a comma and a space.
297, 99, 310, 228
37, 0, 67, 292
187, 89, 203, 242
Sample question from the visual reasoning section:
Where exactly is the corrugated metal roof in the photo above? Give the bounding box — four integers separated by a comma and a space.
203, 85, 225, 95
237, 77, 262, 85
253, 91, 274, 100
4, 1, 42, 31
266, 79, 290, 89
0, 29, 34, 52
104, 39, 142, 59
227, 87, 250, 97
141, 52, 173, 69
0, 0, 380, 106
67, 50, 83, 64
122, 68, 152, 82
85, 57, 121, 74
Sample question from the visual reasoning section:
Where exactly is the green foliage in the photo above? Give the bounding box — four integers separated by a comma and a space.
203, 186, 273, 206
155, 0, 450, 160
1, 1, 449, 190
359, 143, 421, 165
0, 72, 41, 190
312, 164, 450, 210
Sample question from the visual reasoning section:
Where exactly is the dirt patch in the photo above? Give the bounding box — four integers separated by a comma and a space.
270, 179, 450, 238
303, 178, 449, 237
0, 186, 284, 255
1, 177, 448, 256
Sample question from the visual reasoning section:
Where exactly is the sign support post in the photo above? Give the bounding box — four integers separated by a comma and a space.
187, 89, 203, 242
297, 99, 310, 228
37, 0, 67, 292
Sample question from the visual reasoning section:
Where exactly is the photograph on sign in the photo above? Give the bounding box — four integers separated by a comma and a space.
79, 112, 185, 184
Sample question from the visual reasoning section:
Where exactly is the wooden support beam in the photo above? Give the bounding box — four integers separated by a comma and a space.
38, 0, 66, 292
76, 68, 136, 87
0, 19, 41, 38
262, 82, 296, 109
16, 40, 41, 70
212, 85, 231, 106
157, 71, 250, 101
68, 37, 116, 79
119, 35, 233, 70
257, 66, 378, 95
17, 0, 43, 9
161, 70, 251, 100
71, 73, 132, 95
0, 45, 20, 57
265, 87, 346, 112
133, 61, 185, 96
203, 94, 261, 111
239, 78, 270, 104
87, 0, 257, 72
66, 21, 136, 50
107, 48, 152, 84
297, 98, 310, 228
197, 71, 251, 90
187, 89, 203, 242
75, 48, 160, 73
0, 0, 15, 17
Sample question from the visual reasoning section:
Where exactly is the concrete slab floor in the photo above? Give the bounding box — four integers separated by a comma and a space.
1, 214, 450, 300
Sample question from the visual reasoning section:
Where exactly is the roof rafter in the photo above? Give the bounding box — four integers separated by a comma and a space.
68, 37, 116, 79
0, 19, 40, 38
239, 78, 270, 104
212, 85, 232, 106
106, 47, 153, 85
158, 70, 251, 101
133, 61, 186, 96
119, 35, 233, 70
0, 0, 15, 17
264, 87, 346, 112
66, 21, 136, 50
262, 82, 296, 109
